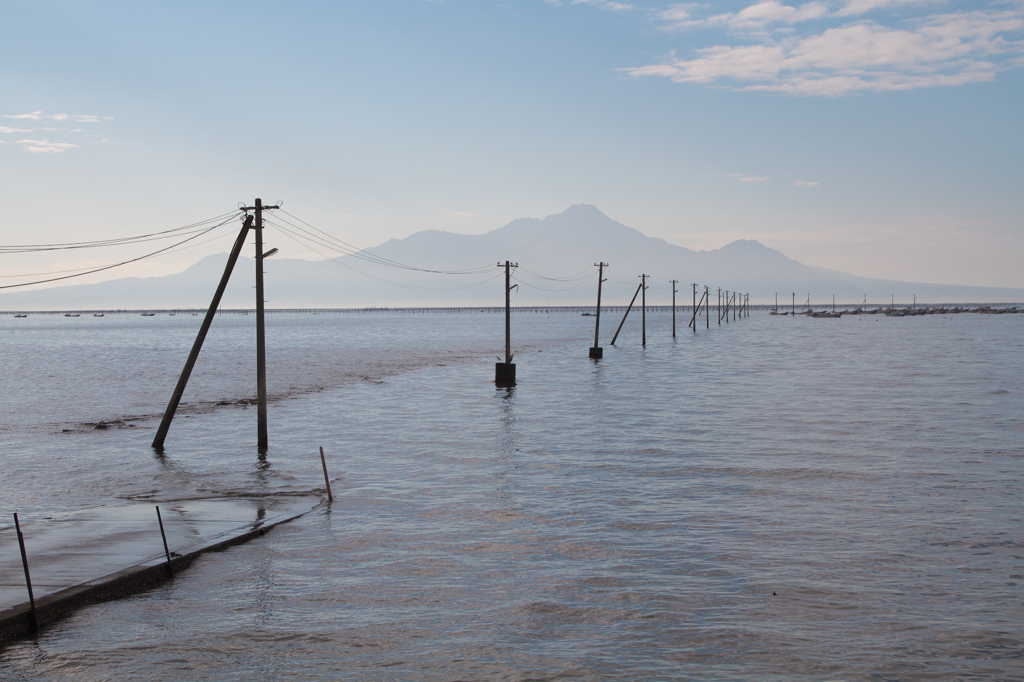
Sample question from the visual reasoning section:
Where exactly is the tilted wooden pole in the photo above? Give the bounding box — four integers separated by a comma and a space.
610, 281, 643, 346
152, 216, 253, 450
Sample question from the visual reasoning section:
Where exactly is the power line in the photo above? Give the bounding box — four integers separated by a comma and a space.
276, 210, 493, 275
266, 220, 504, 291
0, 212, 241, 253
0, 214, 241, 290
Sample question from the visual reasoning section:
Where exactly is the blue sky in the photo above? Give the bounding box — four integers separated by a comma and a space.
2, 0, 1022, 288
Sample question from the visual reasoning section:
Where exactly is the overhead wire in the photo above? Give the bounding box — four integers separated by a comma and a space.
266, 219, 504, 291
511, 272, 597, 292
272, 211, 612, 288
276, 209, 493, 275
515, 265, 596, 282
0, 212, 241, 253
0, 223, 243, 280
0, 213, 242, 290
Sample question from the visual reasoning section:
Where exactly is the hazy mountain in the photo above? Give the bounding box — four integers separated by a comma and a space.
2, 204, 1021, 310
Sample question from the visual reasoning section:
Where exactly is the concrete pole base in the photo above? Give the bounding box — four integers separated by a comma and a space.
495, 362, 516, 387
588, 347, 603, 359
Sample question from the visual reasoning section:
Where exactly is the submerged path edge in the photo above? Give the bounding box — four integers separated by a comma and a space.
0, 499, 323, 645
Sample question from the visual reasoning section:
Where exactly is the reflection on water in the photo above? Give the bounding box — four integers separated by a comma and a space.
1, 311, 1022, 680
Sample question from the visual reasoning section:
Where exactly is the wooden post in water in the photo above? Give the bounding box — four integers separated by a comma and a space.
319, 447, 333, 503
610, 281, 643, 345
641, 274, 648, 347
156, 506, 173, 577
14, 513, 38, 635
495, 261, 517, 386
590, 262, 607, 359
670, 279, 678, 338
254, 199, 269, 452
152, 216, 253, 450
705, 286, 710, 328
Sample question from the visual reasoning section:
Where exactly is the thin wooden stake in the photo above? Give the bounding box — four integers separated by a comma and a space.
156, 506, 173, 577
14, 513, 38, 635
320, 447, 334, 503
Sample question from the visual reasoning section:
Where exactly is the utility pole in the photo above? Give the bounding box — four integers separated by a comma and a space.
495, 261, 518, 386
671, 279, 678, 338
248, 198, 279, 452
689, 283, 699, 332
153, 215, 253, 451
590, 262, 608, 359
610, 281, 643, 346
640, 274, 648, 347
792, 292, 796, 316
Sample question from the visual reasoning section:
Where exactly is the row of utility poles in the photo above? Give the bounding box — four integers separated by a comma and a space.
151, 207, 753, 444
574, 267, 749, 367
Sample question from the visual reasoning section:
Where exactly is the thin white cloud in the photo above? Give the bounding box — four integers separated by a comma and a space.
4, 111, 112, 123
573, 0, 634, 10
729, 173, 771, 182
453, 211, 473, 216
837, 0, 937, 17
628, 6, 1024, 95
660, 0, 828, 31
0, 125, 31, 134
17, 139, 79, 154
6, 111, 44, 120
795, 179, 820, 186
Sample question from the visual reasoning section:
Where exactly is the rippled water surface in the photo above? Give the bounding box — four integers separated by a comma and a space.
1, 310, 1022, 680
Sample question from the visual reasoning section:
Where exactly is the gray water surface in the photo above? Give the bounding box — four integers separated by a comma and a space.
1, 311, 1022, 680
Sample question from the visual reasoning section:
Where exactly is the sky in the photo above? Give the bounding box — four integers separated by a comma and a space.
2, 0, 1022, 290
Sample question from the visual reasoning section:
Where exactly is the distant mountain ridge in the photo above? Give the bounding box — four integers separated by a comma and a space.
1, 204, 1021, 309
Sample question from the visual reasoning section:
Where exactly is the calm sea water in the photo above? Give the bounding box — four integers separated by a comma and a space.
1, 310, 1022, 680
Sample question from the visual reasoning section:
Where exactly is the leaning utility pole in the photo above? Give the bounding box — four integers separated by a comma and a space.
495, 261, 518, 386
610, 281, 643, 346
153, 215, 253, 450
705, 286, 710, 328
590, 262, 608, 359
670, 279, 678, 338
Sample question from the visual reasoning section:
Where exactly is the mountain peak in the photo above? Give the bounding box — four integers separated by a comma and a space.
559, 203, 607, 219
